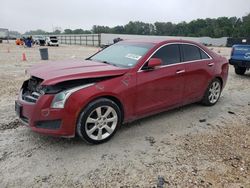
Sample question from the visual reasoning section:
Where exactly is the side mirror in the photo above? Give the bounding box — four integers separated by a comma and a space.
148, 58, 162, 69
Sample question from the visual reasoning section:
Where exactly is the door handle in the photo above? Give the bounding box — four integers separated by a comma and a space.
208, 62, 214, 67
176, 70, 185, 74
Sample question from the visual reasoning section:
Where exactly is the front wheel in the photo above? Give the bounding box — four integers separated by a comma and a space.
235, 66, 246, 75
201, 78, 222, 106
77, 98, 121, 144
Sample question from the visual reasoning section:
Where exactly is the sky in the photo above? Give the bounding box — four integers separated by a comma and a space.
1, 0, 250, 33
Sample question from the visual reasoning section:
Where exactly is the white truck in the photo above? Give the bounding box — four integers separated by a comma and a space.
45, 36, 59, 46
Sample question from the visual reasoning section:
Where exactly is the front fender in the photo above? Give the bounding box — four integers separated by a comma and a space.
64, 74, 137, 132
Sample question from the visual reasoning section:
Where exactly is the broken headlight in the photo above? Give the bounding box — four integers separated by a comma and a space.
51, 83, 95, 109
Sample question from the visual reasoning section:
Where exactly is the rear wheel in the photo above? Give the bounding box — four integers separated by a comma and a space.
77, 98, 121, 144
201, 78, 222, 106
235, 66, 246, 75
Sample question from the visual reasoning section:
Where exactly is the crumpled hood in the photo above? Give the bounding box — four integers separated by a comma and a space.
28, 59, 129, 85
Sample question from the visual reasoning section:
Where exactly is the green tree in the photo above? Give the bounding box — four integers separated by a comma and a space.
92, 25, 111, 33
64, 29, 73, 34
73, 29, 84, 34
53, 29, 61, 34
112, 26, 125, 34
174, 22, 189, 36
23, 12, 250, 38
124, 21, 154, 35
155, 22, 175, 35
24, 29, 47, 35
241, 13, 250, 37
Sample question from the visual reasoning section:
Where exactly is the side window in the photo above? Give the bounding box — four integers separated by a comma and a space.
152, 44, 181, 65
200, 49, 210, 59
182, 44, 201, 62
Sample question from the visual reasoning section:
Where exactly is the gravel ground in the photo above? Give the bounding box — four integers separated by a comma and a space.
0, 42, 249, 188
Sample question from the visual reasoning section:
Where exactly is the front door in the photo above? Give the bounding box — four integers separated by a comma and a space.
135, 44, 185, 116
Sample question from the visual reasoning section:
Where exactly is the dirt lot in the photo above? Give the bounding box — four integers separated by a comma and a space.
0, 42, 249, 188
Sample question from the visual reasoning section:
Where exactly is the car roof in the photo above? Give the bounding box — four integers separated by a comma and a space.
120, 38, 202, 46
119, 38, 219, 59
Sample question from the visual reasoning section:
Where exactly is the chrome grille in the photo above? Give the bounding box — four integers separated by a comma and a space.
22, 91, 41, 103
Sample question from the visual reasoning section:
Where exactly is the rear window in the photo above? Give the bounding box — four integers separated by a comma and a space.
182, 44, 201, 61
200, 50, 210, 59
152, 44, 181, 65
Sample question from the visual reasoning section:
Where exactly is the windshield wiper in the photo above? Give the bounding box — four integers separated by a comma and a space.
88, 59, 119, 67
101, 61, 118, 67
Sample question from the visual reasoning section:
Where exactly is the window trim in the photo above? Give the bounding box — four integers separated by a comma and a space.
138, 42, 212, 72
199, 48, 210, 60
151, 43, 182, 66
181, 43, 209, 62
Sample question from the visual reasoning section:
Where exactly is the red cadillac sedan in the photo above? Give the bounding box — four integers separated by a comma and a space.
15, 39, 228, 144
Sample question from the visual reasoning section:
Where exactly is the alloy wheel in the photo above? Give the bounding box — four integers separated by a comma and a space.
85, 106, 118, 141
208, 81, 221, 104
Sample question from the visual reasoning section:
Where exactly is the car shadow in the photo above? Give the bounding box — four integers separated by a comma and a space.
233, 72, 250, 79
120, 105, 192, 130
243, 72, 250, 78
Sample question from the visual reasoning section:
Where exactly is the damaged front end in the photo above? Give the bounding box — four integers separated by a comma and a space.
15, 75, 119, 136
20, 75, 118, 104
21, 76, 44, 103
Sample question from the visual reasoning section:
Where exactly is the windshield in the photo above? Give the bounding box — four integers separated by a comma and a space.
89, 42, 153, 68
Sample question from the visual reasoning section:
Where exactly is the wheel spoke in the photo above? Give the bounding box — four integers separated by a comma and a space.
97, 129, 102, 140
87, 126, 98, 135
104, 107, 113, 118
211, 83, 214, 89
213, 95, 217, 101
216, 92, 220, 98
86, 117, 97, 124
106, 116, 117, 123
96, 107, 102, 118
215, 84, 220, 90
209, 94, 213, 101
212, 82, 216, 88
104, 125, 113, 134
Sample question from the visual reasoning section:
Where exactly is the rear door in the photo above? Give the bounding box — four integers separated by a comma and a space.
181, 44, 215, 104
135, 44, 185, 116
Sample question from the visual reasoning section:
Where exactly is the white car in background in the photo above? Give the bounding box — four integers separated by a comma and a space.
45, 36, 59, 46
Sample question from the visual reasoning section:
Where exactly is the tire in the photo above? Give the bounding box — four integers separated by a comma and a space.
235, 66, 246, 75
201, 78, 222, 106
76, 98, 122, 144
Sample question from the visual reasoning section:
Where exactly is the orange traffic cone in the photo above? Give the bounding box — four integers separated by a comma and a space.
22, 53, 27, 61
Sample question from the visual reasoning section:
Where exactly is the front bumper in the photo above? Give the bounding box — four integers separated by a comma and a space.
15, 94, 76, 137
229, 59, 250, 68
49, 42, 59, 46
